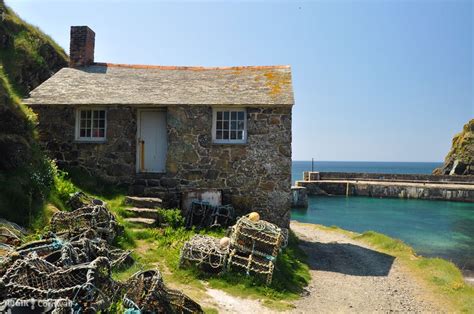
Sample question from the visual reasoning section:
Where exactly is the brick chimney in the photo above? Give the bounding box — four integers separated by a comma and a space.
69, 26, 95, 67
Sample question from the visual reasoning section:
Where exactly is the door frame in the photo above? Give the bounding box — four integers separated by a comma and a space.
136, 108, 167, 173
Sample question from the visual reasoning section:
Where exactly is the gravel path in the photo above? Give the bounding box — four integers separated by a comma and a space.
290, 221, 444, 313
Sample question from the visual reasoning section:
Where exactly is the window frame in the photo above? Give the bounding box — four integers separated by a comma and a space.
212, 107, 247, 144
75, 108, 107, 142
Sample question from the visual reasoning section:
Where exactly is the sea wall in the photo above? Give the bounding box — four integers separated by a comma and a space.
297, 172, 474, 202
306, 172, 474, 183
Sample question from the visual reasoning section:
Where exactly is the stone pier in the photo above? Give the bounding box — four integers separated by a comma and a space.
291, 186, 308, 208
296, 172, 474, 202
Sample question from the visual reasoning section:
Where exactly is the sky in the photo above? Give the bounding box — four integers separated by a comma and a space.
6, 0, 473, 162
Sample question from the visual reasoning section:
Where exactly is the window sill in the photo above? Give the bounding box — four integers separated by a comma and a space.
212, 141, 247, 146
74, 139, 108, 144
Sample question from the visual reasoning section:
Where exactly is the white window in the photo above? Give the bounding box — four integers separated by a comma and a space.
75, 108, 107, 141
212, 108, 247, 144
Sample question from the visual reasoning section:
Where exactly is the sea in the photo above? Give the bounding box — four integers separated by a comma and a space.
291, 161, 474, 281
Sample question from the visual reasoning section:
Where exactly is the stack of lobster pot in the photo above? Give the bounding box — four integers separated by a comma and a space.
227, 213, 288, 285
179, 212, 288, 285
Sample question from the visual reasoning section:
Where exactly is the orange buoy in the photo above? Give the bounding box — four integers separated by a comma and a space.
248, 212, 260, 222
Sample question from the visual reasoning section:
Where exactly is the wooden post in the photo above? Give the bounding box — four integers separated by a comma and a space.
140, 140, 145, 172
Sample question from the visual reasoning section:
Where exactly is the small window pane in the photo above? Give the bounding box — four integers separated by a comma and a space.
80, 129, 86, 137
99, 110, 105, 119
99, 120, 105, 128
237, 131, 243, 139
231, 112, 237, 120
86, 129, 91, 137
217, 112, 222, 120
98, 129, 105, 137
223, 121, 229, 130
231, 131, 237, 139
217, 121, 223, 130
223, 112, 229, 120
223, 130, 229, 139
238, 111, 244, 120
231, 121, 237, 130
216, 130, 222, 139
238, 121, 244, 130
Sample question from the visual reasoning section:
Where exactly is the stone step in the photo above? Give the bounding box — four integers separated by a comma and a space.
124, 207, 159, 220
124, 217, 157, 228
125, 196, 163, 208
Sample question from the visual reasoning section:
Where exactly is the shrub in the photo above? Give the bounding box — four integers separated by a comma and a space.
158, 208, 185, 228
50, 161, 77, 205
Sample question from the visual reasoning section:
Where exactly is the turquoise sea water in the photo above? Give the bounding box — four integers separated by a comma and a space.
291, 161, 474, 276
292, 160, 443, 183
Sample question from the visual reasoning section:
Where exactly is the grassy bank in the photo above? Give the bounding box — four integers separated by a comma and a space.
39, 169, 310, 312
310, 224, 474, 313
111, 212, 310, 311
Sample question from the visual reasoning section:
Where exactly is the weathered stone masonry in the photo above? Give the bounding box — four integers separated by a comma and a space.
33, 105, 292, 226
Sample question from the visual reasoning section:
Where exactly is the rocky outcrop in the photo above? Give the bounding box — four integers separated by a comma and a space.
0, 1, 68, 224
433, 119, 474, 176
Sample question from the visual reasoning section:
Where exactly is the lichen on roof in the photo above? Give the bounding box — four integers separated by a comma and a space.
24, 64, 294, 106
263, 71, 292, 99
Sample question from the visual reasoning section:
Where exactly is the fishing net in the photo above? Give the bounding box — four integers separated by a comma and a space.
185, 201, 234, 229
229, 215, 287, 258
227, 249, 275, 285
42, 237, 133, 269
1, 194, 203, 313
180, 214, 288, 285
179, 235, 229, 271
123, 270, 203, 313
0, 219, 26, 246
0, 256, 121, 312
50, 205, 119, 243
67, 191, 105, 210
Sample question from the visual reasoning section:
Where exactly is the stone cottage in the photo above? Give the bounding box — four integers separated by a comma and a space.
24, 26, 294, 226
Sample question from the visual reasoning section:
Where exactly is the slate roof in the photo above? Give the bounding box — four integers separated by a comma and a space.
23, 63, 294, 106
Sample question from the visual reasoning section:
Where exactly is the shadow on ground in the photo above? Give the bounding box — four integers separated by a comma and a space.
299, 239, 395, 276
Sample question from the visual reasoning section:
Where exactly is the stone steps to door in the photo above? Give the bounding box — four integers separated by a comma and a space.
124, 207, 159, 220
125, 196, 163, 208
124, 217, 157, 228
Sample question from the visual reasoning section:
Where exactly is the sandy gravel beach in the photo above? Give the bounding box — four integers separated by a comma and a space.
290, 221, 444, 313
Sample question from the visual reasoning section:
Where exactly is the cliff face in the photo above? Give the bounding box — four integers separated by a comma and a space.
0, 1, 68, 223
433, 119, 474, 176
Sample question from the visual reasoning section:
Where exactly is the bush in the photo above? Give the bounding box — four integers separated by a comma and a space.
158, 208, 185, 228
50, 161, 77, 205
0, 144, 54, 225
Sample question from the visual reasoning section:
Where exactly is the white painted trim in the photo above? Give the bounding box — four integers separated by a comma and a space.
212, 107, 247, 144
136, 108, 167, 173
75, 107, 107, 142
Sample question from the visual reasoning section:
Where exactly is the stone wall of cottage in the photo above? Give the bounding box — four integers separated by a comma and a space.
32, 105, 292, 226
33, 105, 137, 183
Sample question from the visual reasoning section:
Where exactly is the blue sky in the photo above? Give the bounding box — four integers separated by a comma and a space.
6, 0, 473, 162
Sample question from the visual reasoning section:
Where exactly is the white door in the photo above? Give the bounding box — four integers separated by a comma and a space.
138, 110, 167, 173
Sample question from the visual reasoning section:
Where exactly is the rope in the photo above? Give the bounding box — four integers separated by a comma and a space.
1, 197, 203, 313
180, 214, 287, 285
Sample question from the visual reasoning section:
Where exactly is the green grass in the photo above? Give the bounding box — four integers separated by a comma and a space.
354, 231, 474, 313
111, 225, 309, 311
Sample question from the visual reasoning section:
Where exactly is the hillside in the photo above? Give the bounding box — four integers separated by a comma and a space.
0, 1, 68, 224
433, 119, 474, 176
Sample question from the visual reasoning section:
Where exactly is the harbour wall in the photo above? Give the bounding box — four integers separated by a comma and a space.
296, 172, 474, 202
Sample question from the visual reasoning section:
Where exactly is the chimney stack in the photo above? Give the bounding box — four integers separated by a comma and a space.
69, 26, 95, 68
